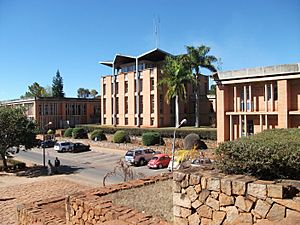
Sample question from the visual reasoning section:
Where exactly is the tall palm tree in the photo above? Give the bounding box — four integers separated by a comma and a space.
185, 45, 218, 127
159, 56, 193, 127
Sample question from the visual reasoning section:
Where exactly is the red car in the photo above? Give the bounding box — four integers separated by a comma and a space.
147, 154, 171, 169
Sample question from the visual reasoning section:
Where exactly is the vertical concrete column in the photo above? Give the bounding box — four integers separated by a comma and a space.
217, 85, 229, 142
135, 58, 140, 127
270, 83, 274, 112
278, 80, 289, 128
260, 114, 263, 132
234, 86, 237, 112
229, 115, 233, 141
265, 114, 268, 129
239, 114, 242, 138
244, 114, 247, 136
249, 84, 252, 112
264, 84, 268, 112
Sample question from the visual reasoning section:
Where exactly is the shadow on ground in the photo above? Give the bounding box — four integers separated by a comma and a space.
16, 165, 84, 178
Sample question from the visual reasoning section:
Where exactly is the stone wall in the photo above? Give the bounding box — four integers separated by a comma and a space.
173, 169, 300, 225
17, 174, 172, 225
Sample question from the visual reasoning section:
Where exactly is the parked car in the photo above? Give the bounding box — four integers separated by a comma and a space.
38, 140, 56, 148
72, 143, 90, 153
124, 148, 160, 166
147, 154, 171, 169
54, 141, 73, 152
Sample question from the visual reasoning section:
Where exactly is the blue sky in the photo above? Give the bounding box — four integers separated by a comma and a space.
0, 0, 299, 100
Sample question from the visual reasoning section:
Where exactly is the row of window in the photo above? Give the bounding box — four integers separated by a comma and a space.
120, 63, 155, 73
103, 78, 155, 95
103, 117, 155, 126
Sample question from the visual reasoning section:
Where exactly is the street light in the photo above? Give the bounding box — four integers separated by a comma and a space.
43, 121, 52, 167
171, 118, 187, 172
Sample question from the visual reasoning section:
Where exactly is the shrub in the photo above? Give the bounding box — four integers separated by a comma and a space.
64, 128, 73, 137
113, 130, 130, 143
215, 129, 300, 180
142, 132, 163, 146
90, 129, 107, 141
47, 129, 54, 135
72, 127, 88, 139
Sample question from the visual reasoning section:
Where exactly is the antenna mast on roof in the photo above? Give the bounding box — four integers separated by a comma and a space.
153, 15, 160, 48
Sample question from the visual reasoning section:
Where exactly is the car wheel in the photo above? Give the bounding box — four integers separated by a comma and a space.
62, 148, 66, 152
158, 164, 163, 169
139, 158, 146, 166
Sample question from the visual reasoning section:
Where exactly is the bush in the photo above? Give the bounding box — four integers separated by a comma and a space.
64, 128, 73, 137
90, 129, 107, 141
142, 132, 163, 146
215, 129, 300, 180
72, 128, 88, 139
113, 130, 130, 143
183, 133, 207, 150
47, 129, 54, 135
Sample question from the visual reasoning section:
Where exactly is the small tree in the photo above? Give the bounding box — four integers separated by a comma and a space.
77, 88, 90, 98
52, 70, 65, 98
90, 89, 98, 98
0, 107, 37, 170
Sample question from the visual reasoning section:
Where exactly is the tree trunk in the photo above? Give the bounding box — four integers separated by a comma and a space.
1, 151, 8, 171
175, 95, 180, 127
195, 74, 201, 127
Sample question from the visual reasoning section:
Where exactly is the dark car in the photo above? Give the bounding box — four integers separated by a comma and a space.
39, 140, 56, 148
72, 143, 90, 153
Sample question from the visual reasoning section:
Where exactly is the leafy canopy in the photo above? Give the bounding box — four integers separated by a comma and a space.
0, 107, 37, 170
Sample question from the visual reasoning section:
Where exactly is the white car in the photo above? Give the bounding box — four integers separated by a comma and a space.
54, 141, 73, 152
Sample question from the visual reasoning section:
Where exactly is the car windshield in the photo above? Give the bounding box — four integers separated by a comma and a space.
151, 156, 158, 161
125, 151, 134, 156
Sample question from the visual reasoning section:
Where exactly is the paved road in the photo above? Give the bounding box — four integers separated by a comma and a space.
14, 146, 168, 186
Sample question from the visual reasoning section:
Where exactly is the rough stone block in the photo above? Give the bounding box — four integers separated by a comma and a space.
273, 198, 300, 212
201, 177, 207, 189
190, 174, 201, 185
181, 179, 189, 188
232, 179, 247, 196
173, 172, 186, 182
192, 200, 202, 209
173, 205, 181, 217
212, 211, 226, 225
198, 190, 210, 203
206, 197, 220, 211
211, 191, 219, 199
219, 193, 234, 206
194, 184, 202, 194
286, 209, 300, 218
201, 218, 212, 225
267, 184, 283, 198
224, 206, 239, 223
181, 207, 192, 218
231, 212, 253, 224
186, 186, 198, 202
207, 177, 221, 192
173, 193, 192, 208
266, 203, 285, 221
235, 196, 254, 212
173, 181, 182, 193
221, 179, 232, 196
253, 199, 271, 218
248, 183, 267, 199
197, 205, 212, 219
173, 216, 188, 225
188, 212, 200, 225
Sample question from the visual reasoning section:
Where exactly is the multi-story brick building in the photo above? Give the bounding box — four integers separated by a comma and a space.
0, 97, 100, 130
214, 62, 300, 143
100, 48, 214, 127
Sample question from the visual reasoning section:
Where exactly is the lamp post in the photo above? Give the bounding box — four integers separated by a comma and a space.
43, 121, 52, 167
171, 118, 187, 172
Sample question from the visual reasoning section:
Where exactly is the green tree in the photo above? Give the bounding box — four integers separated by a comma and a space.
90, 89, 98, 98
52, 70, 65, 98
77, 88, 90, 98
20, 82, 51, 99
185, 45, 218, 127
208, 84, 216, 95
159, 56, 193, 127
0, 107, 37, 170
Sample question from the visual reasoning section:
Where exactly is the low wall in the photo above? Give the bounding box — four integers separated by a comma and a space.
173, 169, 300, 225
17, 174, 172, 225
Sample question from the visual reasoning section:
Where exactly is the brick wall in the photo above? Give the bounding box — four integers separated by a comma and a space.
173, 169, 300, 225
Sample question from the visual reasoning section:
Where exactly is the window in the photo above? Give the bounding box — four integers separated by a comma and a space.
103, 118, 106, 124
103, 99, 106, 114
115, 82, 119, 94
159, 95, 164, 114
125, 81, 128, 93
125, 97, 128, 114
151, 118, 154, 126
116, 97, 119, 114
116, 117, 119, 125
151, 95, 155, 113
135, 117, 137, 125
125, 118, 128, 125
139, 79, 143, 92
139, 97, 143, 113
151, 78, 155, 91
140, 117, 143, 125
103, 84, 106, 95
274, 83, 278, 100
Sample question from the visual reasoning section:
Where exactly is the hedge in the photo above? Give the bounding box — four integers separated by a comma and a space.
142, 132, 163, 146
64, 128, 73, 137
90, 129, 107, 141
76, 125, 216, 140
72, 127, 88, 139
215, 128, 300, 180
113, 130, 130, 143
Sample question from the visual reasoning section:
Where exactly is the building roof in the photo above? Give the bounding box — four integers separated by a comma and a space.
99, 48, 172, 68
213, 62, 300, 84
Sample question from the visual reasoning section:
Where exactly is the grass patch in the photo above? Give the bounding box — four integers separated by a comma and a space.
105, 180, 173, 222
